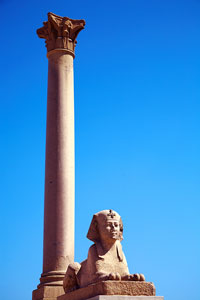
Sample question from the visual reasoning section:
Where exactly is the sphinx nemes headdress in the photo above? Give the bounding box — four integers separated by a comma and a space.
87, 209, 123, 242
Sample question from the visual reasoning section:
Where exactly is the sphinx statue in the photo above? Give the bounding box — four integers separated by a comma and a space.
63, 209, 145, 293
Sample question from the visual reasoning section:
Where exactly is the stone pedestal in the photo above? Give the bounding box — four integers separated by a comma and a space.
33, 12, 85, 300
32, 286, 64, 300
79, 297, 164, 300
58, 281, 157, 300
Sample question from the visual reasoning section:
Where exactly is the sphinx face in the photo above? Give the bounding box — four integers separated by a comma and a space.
97, 218, 120, 242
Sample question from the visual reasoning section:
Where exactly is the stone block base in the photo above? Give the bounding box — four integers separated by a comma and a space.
58, 281, 156, 300
87, 297, 163, 300
32, 286, 65, 300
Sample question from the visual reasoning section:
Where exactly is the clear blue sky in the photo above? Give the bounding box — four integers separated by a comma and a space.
1, 1, 200, 300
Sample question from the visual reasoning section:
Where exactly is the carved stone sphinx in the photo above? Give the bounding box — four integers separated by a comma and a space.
63, 210, 146, 293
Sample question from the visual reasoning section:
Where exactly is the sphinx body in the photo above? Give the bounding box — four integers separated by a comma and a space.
63, 210, 145, 293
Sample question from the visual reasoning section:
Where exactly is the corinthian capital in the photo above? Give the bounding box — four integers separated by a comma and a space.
37, 12, 85, 57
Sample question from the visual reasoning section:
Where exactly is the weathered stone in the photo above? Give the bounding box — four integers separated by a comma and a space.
64, 210, 146, 293
59, 281, 155, 300
33, 12, 85, 300
80, 296, 163, 300
37, 12, 85, 55
81, 296, 163, 300
32, 286, 64, 300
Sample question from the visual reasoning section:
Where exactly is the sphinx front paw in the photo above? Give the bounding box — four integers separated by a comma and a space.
108, 272, 121, 280
132, 273, 145, 281
122, 273, 145, 281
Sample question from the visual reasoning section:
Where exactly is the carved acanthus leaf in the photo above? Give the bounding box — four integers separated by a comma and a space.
37, 12, 85, 55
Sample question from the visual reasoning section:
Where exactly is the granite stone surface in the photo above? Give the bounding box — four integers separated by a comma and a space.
59, 281, 155, 300
89, 297, 163, 300
32, 286, 64, 300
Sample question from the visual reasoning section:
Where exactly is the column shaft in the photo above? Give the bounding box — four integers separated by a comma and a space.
41, 51, 74, 285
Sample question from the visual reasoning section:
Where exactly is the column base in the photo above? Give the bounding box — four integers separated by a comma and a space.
32, 271, 66, 300
32, 286, 65, 300
38, 271, 66, 287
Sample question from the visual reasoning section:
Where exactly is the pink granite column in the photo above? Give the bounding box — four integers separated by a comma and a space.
36, 12, 85, 288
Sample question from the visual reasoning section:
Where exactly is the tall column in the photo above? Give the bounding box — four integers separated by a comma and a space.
33, 12, 85, 300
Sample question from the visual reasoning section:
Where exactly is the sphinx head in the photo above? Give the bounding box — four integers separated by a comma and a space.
87, 209, 123, 243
